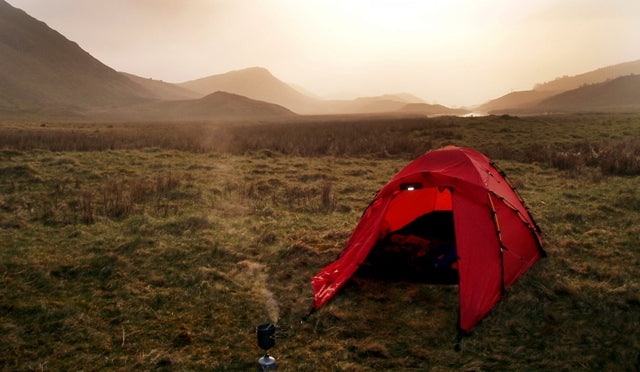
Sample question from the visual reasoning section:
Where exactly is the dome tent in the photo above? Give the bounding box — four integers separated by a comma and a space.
312, 146, 544, 332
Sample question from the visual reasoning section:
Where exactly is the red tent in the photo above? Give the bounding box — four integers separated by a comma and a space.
312, 146, 544, 332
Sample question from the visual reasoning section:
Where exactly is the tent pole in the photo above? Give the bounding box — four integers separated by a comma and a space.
488, 192, 506, 294
490, 160, 543, 235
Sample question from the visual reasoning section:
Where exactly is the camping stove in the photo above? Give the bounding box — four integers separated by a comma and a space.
256, 323, 276, 371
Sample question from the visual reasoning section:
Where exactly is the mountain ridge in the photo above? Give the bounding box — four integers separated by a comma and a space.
534, 60, 640, 92
89, 91, 297, 122
477, 59, 640, 114
118, 72, 201, 101
0, 0, 298, 121
178, 67, 322, 114
177, 67, 441, 115
397, 103, 470, 116
533, 74, 640, 112
3, 0, 638, 120
0, 0, 152, 110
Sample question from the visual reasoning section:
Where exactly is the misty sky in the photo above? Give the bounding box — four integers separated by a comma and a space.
7, 0, 640, 107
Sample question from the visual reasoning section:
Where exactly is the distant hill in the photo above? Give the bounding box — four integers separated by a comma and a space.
326, 95, 412, 114
6, 0, 637, 120
476, 90, 557, 113
532, 74, 640, 113
0, 1, 297, 122
0, 0, 151, 111
288, 83, 322, 100
119, 72, 201, 101
178, 67, 322, 114
319, 94, 429, 115
93, 91, 296, 121
534, 60, 640, 92
147, 91, 296, 120
376, 93, 425, 104
477, 59, 640, 114
178, 67, 439, 115
397, 103, 470, 116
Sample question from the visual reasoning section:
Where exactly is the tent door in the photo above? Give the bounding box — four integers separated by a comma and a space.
357, 186, 458, 283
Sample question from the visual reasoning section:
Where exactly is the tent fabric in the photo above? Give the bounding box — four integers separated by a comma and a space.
311, 146, 544, 332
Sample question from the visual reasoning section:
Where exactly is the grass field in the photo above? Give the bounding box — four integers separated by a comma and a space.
1, 113, 639, 370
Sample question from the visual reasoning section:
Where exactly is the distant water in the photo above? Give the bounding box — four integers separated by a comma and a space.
462, 112, 488, 117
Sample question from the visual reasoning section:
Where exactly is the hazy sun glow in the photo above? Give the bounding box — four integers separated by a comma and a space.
7, 0, 640, 106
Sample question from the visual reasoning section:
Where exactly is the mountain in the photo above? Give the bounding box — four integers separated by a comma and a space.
380, 93, 425, 103
289, 83, 322, 99
184, 91, 295, 118
119, 72, 201, 101
7, 0, 636, 120
0, 1, 297, 122
0, 0, 151, 111
534, 60, 640, 92
397, 103, 470, 116
475, 90, 557, 113
477, 59, 640, 114
178, 67, 322, 114
532, 74, 640, 113
0, 0, 449, 119
178, 67, 440, 115
318, 94, 429, 115
92, 91, 296, 121
326, 95, 412, 114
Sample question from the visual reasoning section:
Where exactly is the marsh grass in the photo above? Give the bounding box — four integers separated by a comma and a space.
1, 113, 639, 370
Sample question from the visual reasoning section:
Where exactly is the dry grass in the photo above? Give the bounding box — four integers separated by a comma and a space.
2, 113, 640, 176
1, 113, 639, 370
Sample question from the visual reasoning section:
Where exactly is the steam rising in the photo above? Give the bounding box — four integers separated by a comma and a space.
232, 260, 280, 324
261, 288, 280, 324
